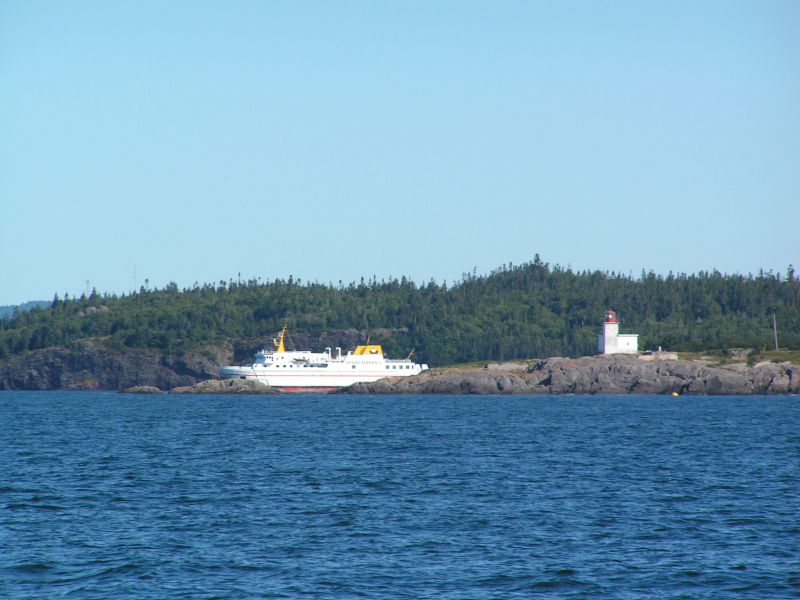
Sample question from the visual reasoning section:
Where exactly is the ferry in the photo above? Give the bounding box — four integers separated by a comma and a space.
220, 326, 429, 392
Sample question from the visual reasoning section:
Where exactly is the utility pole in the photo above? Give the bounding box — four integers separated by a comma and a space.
773, 313, 779, 351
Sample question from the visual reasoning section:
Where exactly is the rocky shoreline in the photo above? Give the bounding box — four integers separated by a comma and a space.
106, 356, 800, 395
338, 355, 799, 395
170, 379, 278, 394
0, 340, 231, 391
1, 343, 797, 395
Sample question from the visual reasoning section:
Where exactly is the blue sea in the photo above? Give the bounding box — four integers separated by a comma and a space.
1, 392, 798, 599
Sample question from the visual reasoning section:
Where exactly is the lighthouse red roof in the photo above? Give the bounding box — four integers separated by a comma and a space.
603, 309, 619, 323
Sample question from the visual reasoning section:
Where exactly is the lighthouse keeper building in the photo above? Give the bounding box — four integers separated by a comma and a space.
598, 309, 639, 354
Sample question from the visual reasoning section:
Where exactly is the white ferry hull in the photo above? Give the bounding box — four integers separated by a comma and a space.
219, 330, 428, 392
219, 365, 413, 391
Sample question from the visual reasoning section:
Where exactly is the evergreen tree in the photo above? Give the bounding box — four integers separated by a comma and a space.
0, 260, 798, 364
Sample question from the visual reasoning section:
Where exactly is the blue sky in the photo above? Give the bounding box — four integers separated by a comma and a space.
1, 1, 798, 305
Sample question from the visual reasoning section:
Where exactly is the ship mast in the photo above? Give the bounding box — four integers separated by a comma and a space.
273, 325, 288, 353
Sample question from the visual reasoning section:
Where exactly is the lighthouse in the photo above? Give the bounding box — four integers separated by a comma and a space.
598, 309, 639, 354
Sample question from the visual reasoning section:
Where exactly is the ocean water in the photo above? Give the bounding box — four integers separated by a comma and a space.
1, 392, 798, 599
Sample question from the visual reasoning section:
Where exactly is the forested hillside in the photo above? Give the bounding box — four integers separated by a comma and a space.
1, 257, 798, 365
0, 300, 50, 319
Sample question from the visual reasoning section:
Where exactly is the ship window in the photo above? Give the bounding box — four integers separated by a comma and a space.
352, 365, 356, 369
386, 366, 390, 369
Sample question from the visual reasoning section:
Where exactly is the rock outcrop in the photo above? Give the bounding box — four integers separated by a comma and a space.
0, 340, 233, 391
339, 355, 799, 395
170, 379, 277, 394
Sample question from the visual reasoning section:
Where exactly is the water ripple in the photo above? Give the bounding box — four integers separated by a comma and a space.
1, 392, 798, 599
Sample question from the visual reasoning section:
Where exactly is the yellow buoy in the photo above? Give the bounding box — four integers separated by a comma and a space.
671, 391, 680, 397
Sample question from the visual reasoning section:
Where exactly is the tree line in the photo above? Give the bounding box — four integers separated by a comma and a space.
1, 257, 798, 365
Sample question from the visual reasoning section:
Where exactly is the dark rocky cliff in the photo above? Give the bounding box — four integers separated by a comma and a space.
0, 340, 232, 391
338, 355, 799, 395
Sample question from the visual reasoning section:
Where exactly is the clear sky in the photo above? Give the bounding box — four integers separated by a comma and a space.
1, 1, 798, 306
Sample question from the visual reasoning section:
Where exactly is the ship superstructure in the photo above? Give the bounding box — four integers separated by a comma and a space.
220, 326, 428, 392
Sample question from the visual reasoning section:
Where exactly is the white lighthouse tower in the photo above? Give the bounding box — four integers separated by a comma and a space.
598, 309, 639, 354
